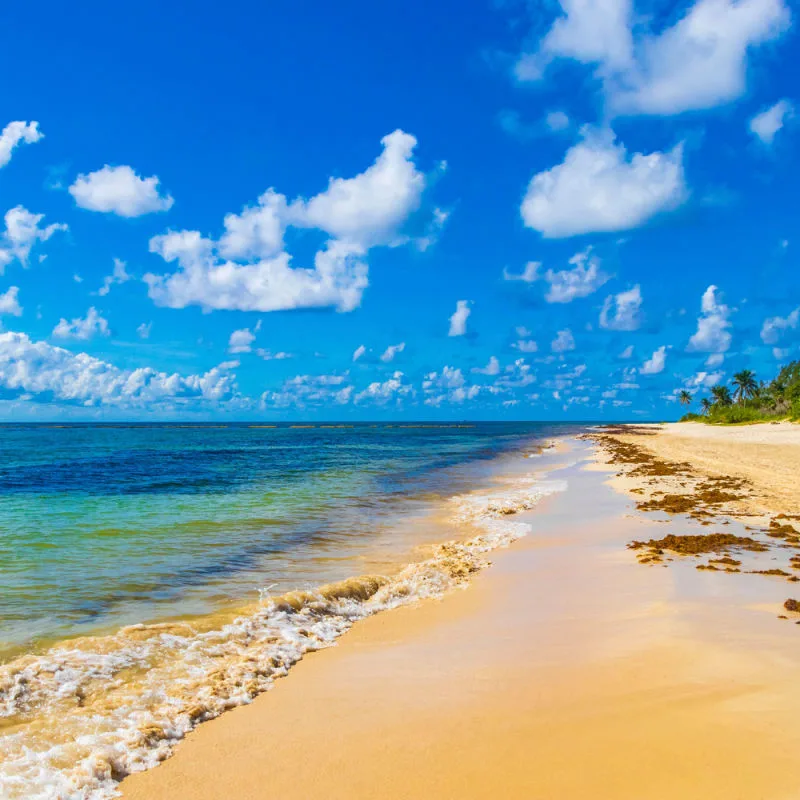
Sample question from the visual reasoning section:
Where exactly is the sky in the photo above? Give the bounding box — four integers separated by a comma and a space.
0, 0, 797, 421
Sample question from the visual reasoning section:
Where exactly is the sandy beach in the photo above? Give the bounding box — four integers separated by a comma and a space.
121, 425, 800, 800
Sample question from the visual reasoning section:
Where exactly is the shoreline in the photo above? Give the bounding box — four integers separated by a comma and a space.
121, 430, 800, 799
0, 434, 564, 799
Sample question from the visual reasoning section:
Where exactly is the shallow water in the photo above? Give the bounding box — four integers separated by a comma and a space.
0, 422, 577, 798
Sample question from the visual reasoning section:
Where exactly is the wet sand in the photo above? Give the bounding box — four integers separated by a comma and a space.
122, 438, 800, 800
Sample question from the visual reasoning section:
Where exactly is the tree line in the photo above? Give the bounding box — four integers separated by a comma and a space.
678, 361, 800, 423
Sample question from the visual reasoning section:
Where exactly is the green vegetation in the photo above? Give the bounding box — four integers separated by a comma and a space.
679, 361, 800, 424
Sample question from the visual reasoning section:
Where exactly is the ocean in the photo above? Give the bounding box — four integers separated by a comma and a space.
0, 422, 575, 799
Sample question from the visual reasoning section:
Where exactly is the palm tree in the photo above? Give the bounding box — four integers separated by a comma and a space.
732, 370, 757, 404
700, 397, 712, 415
711, 384, 733, 407
678, 389, 692, 407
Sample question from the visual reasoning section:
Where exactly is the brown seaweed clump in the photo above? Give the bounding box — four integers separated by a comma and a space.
629, 533, 768, 557
636, 494, 697, 514
784, 598, 800, 612
765, 519, 800, 541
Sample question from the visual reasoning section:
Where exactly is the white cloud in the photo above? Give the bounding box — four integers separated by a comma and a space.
416, 207, 450, 252
147, 234, 369, 313
52, 307, 110, 341
542, 248, 610, 302
687, 370, 724, 388
609, 0, 790, 116
687, 285, 732, 354
705, 352, 725, 368
0, 286, 22, 317
600, 284, 642, 330
228, 327, 256, 354
352, 344, 367, 362
515, 0, 791, 117
503, 261, 540, 282
261, 373, 353, 408
761, 307, 799, 344
640, 345, 667, 374
448, 300, 471, 336
69, 165, 174, 217
380, 342, 405, 362
472, 356, 501, 375
512, 338, 539, 353
546, 110, 571, 131
256, 349, 294, 361
619, 344, 634, 359
0, 206, 67, 273
0, 330, 236, 408
219, 189, 287, 261
495, 358, 536, 389
551, 328, 576, 352
521, 129, 686, 237
750, 99, 794, 144
97, 258, 131, 296
289, 130, 426, 248
146, 131, 433, 313
354, 371, 413, 404
136, 322, 152, 340
423, 366, 481, 405
0, 121, 43, 168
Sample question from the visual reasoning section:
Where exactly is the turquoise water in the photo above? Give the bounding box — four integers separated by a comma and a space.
0, 422, 575, 659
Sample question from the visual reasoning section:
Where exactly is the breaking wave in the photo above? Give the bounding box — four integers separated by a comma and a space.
0, 471, 564, 799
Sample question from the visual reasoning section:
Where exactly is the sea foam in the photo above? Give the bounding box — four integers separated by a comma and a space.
0, 469, 564, 800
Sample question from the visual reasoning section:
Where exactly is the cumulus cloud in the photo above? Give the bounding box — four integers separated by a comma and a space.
423, 366, 481, 405
97, 258, 131, 296
551, 328, 576, 353
540, 248, 610, 302
495, 358, 536, 389
0, 330, 237, 408
448, 300, 471, 336
228, 327, 256, 354
761, 307, 799, 344
0, 206, 67, 273
261, 373, 353, 408
136, 322, 152, 340
354, 371, 413, 404
512, 337, 539, 353
600, 284, 642, 330
0, 121, 43, 168
146, 131, 434, 313
687, 285, 732, 354
289, 131, 426, 248
619, 344, 635, 359
472, 355, 501, 375
218, 189, 287, 261
52, 307, 111, 341
514, 0, 791, 117
380, 342, 405, 362
0, 286, 22, 317
69, 165, 174, 217
521, 129, 686, 237
640, 345, 667, 374
749, 99, 794, 144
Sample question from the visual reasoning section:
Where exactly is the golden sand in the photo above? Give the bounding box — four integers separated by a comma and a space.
122, 434, 800, 800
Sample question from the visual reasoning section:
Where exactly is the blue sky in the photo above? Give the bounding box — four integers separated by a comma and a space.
0, 0, 797, 420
